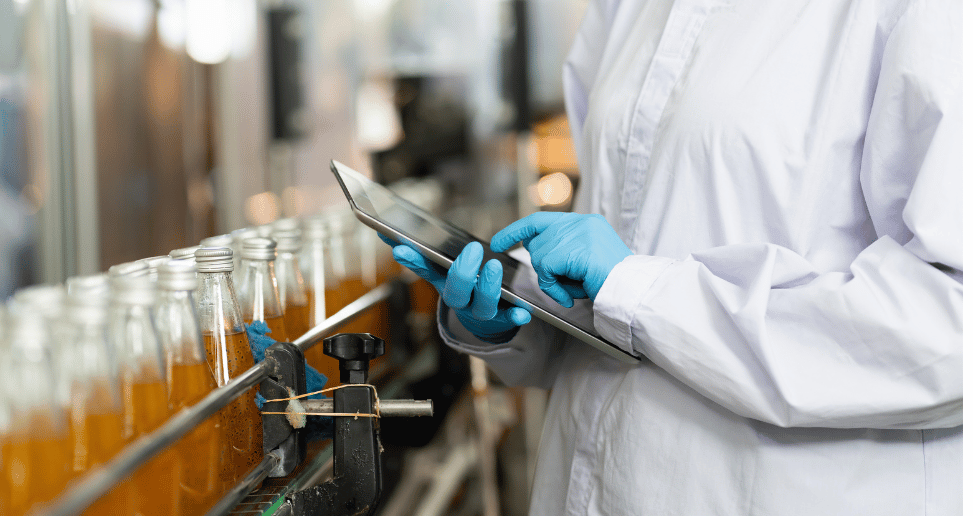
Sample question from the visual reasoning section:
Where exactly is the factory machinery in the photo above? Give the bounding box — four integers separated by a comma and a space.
2, 179, 522, 516
44, 284, 432, 516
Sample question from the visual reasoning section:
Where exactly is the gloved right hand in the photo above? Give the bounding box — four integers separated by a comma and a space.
381, 235, 531, 343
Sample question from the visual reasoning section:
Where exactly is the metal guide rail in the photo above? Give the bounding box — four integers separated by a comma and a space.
39, 283, 398, 516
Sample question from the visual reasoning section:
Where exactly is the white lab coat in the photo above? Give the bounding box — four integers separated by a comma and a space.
438, 0, 962, 514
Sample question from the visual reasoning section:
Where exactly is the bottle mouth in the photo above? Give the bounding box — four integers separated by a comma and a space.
272, 228, 302, 253
109, 275, 157, 306
241, 237, 278, 261
200, 234, 233, 248
157, 260, 199, 291
108, 260, 150, 278
170, 245, 202, 261
194, 247, 234, 273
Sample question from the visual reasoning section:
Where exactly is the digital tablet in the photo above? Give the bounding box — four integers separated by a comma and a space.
330, 159, 641, 364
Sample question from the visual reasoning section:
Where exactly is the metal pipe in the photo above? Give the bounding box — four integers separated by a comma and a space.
292, 283, 393, 351
205, 452, 281, 516
302, 398, 434, 418
40, 361, 274, 516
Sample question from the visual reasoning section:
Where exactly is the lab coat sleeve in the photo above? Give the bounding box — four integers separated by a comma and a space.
592, 0, 962, 430
437, 248, 574, 389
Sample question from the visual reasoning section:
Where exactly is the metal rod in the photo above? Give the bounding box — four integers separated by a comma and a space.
293, 283, 393, 351
40, 361, 274, 516
302, 398, 434, 418
205, 452, 281, 516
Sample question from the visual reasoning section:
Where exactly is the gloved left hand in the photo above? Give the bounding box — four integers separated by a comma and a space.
379, 234, 531, 344
491, 212, 632, 308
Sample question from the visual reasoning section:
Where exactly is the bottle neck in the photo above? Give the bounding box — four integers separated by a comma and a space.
196, 270, 246, 336
238, 258, 283, 322
109, 301, 166, 383
275, 251, 307, 306
156, 289, 207, 366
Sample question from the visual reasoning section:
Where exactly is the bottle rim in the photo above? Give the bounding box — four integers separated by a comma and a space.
194, 247, 234, 273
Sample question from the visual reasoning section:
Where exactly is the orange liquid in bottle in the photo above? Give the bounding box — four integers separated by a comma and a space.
283, 303, 310, 344
70, 381, 132, 515
169, 361, 223, 512
0, 432, 7, 512
126, 379, 179, 516
203, 331, 263, 482
2, 411, 72, 515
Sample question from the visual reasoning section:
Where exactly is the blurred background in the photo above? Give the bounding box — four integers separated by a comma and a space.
0, 0, 586, 291
1, 1, 588, 515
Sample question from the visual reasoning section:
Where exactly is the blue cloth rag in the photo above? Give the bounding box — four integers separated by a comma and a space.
246, 321, 334, 440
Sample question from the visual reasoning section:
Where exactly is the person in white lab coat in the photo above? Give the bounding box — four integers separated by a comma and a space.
385, 0, 962, 514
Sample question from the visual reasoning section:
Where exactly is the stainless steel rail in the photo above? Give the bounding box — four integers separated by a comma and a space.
292, 282, 393, 352
302, 398, 434, 418
39, 283, 394, 516
204, 452, 281, 516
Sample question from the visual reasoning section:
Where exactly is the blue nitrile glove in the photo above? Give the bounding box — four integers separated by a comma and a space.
247, 321, 333, 440
491, 212, 633, 308
379, 234, 531, 344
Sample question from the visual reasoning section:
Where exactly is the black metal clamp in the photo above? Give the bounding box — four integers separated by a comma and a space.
291, 333, 386, 516
259, 341, 309, 478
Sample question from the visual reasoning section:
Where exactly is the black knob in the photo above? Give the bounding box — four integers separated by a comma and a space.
323, 333, 386, 384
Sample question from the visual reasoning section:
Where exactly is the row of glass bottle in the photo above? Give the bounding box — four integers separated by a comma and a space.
0, 259, 245, 516
0, 199, 442, 516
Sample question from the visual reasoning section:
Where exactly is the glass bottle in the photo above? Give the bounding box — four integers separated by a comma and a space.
63, 275, 132, 514
237, 237, 288, 340
327, 210, 374, 336
194, 247, 263, 482
0, 304, 8, 511
156, 260, 225, 511
169, 245, 202, 262
356, 222, 392, 345
300, 216, 329, 327
230, 228, 260, 286
137, 256, 171, 283
109, 275, 179, 515
299, 217, 332, 374
200, 234, 233, 249
273, 227, 310, 343
108, 260, 150, 278
2, 287, 73, 514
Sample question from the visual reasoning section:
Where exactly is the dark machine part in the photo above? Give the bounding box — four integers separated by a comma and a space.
260, 342, 309, 477
267, 6, 307, 141
292, 333, 386, 516
385, 277, 417, 359
371, 76, 470, 185
323, 333, 386, 384
503, 0, 531, 132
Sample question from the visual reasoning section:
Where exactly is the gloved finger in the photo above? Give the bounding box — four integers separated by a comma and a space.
521, 220, 561, 255
443, 242, 483, 309
378, 233, 398, 247
562, 282, 588, 300
531, 250, 575, 308
392, 246, 446, 291
495, 306, 531, 327
470, 259, 503, 320
491, 212, 564, 252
